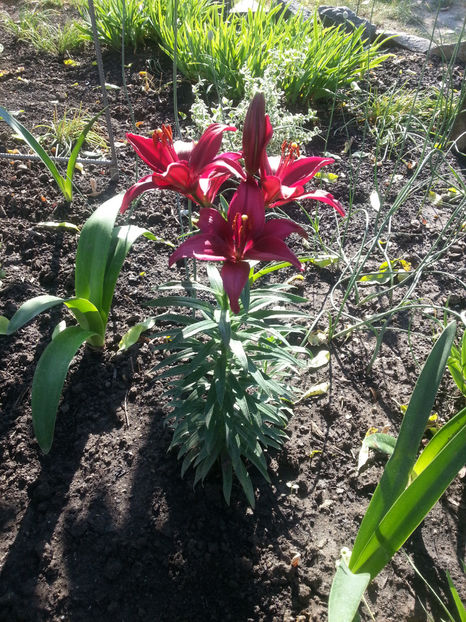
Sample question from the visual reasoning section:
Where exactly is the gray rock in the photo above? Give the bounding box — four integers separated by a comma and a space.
318, 5, 377, 41
429, 40, 466, 64
274, 0, 312, 21
378, 29, 432, 53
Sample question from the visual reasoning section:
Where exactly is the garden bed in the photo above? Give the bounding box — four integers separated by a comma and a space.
0, 11, 465, 622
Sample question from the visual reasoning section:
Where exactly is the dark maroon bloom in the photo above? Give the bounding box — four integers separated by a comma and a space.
169, 179, 307, 313
120, 123, 244, 212
260, 141, 345, 215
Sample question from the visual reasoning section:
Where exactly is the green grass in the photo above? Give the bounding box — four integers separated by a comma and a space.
149, 0, 390, 103
0, 6, 85, 55
34, 106, 108, 157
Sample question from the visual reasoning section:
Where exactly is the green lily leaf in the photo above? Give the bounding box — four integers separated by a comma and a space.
32, 326, 97, 453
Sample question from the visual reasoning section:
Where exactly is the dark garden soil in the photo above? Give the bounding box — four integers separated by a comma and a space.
0, 11, 465, 622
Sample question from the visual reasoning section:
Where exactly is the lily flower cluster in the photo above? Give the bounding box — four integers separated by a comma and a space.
122, 93, 344, 313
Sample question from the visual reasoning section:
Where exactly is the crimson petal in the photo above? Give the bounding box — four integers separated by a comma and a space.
280, 156, 334, 186
244, 237, 303, 271
198, 207, 231, 238
221, 261, 251, 314
242, 93, 273, 176
263, 218, 307, 240
126, 133, 173, 171
120, 174, 157, 213
228, 179, 265, 234
297, 190, 346, 217
190, 123, 236, 173
169, 233, 231, 266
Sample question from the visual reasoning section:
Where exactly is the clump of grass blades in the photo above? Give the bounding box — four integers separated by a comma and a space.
349, 84, 465, 159
34, 106, 108, 158
148, 0, 391, 103
78, 0, 150, 52
1, 7, 85, 56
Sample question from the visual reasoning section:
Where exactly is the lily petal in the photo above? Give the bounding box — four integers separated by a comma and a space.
126, 133, 175, 171
242, 93, 273, 176
261, 175, 300, 206
169, 233, 231, 266
120, 174, 156, 213
228, 178, 265, 233
244, 237, 304, 271
190, 123, 236, 173
297, 190, 346, 217
198, 207, 231, 238
151, 162, 192, 192
221, 261, 250, 314
263, 218, 307, 240
280, 156, 334, 186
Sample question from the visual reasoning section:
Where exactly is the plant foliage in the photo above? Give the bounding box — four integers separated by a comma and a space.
328, 322, 466, 621
3, 194, 168, 452
121, 265, 313, 506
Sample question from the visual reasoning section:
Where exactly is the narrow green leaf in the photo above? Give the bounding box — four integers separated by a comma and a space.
229, 338, 248, 371
0, 316, 9, 334
142, 230, 175, 247
75, 193, 123, 311
350, 322, 456, 568
365, 433, 396, 456
0, 105, 65, 196
64, 110, 104, 199
231, 455, 255, 508
181, 319, 217, 339
221, 453, 233, 505
328, 559, 370, 622
31, 326, 96, 453
37, 221, 80, 232
6, 294, 64, 334
148, 295, 213, 313
446, 570, 466, 622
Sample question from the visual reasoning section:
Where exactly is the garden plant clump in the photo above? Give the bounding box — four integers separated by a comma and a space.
0, 0, 465, 621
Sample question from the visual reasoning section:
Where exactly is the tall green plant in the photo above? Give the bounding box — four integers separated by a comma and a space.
328, 321, 466, 621
120, 265, 312, 507
2, 194, 170, 452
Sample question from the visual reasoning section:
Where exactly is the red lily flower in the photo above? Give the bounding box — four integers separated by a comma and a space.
242, 93, 273, 177
120, 123, 244, 213
169, 180, 307, 313
260, 140, 345, 215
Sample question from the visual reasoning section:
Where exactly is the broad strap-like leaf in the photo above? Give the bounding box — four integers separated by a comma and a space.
101, 224, 150, 320
0, 106, 66, 197
328, 559, 369, 622
75, 193, 123, 312
31, 326, 97, 453
6, 294, 64, 335
64, 297, 105, 340
350, 321, 456, 568
350, 418, 466, 578
0, 316, 10, 334
64, 110, 104, 199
